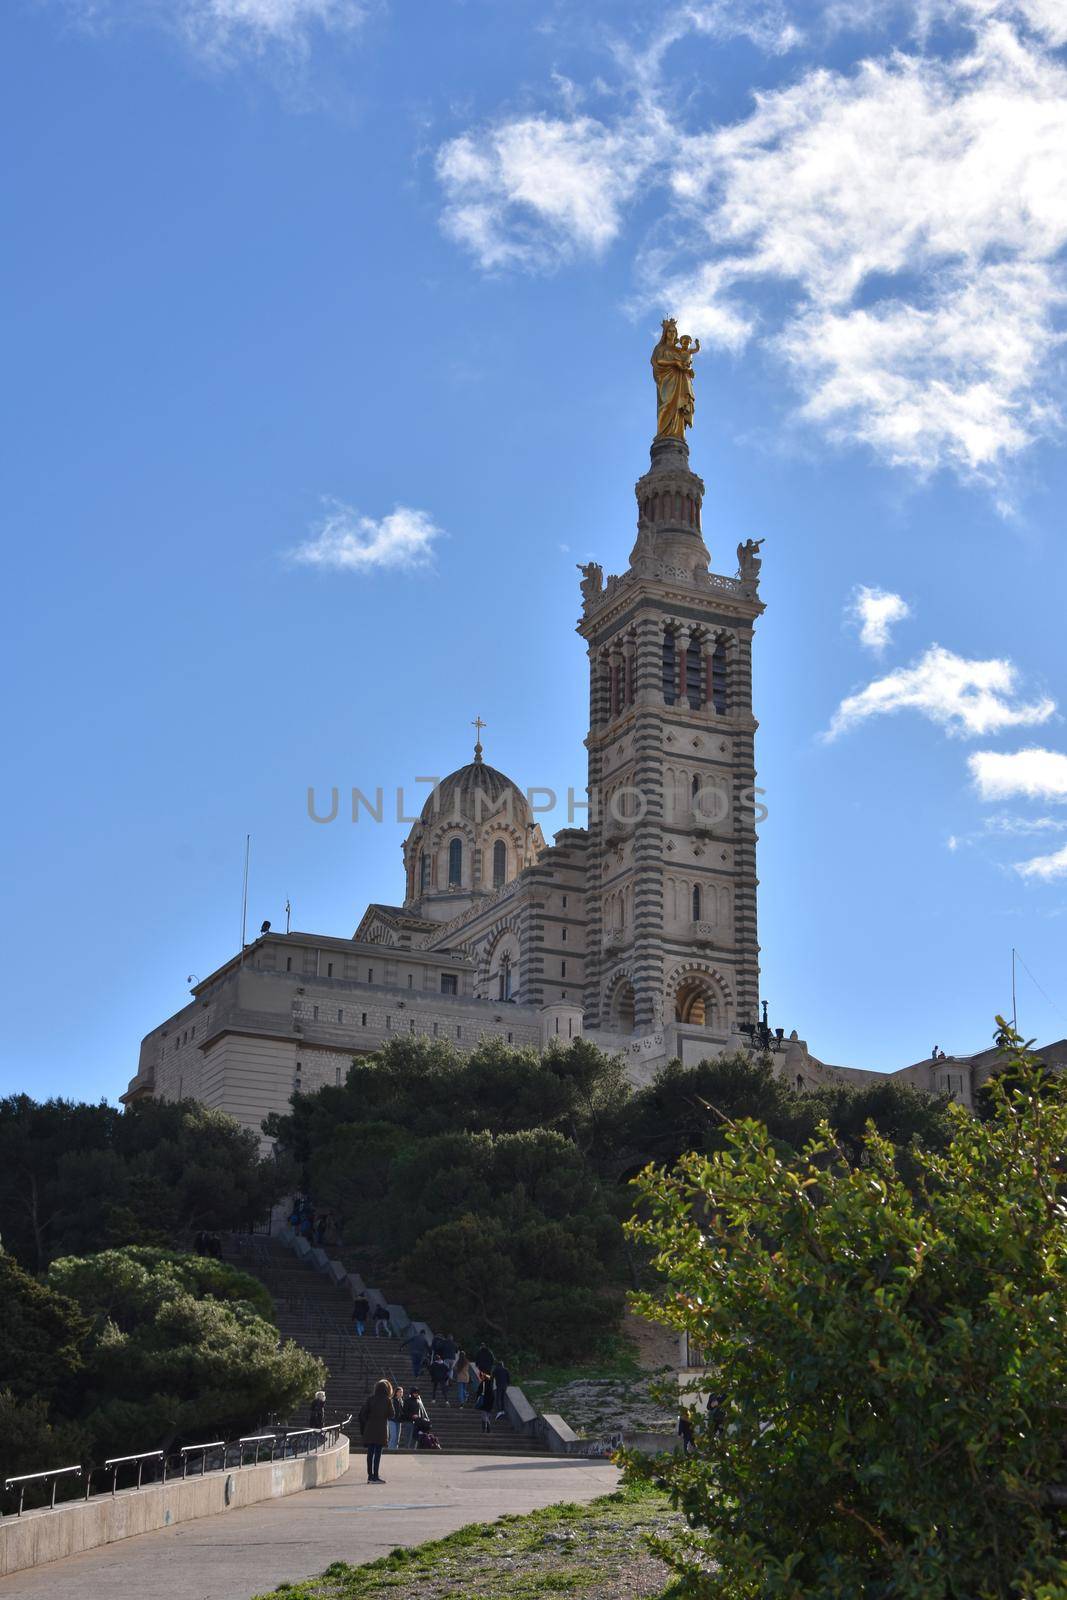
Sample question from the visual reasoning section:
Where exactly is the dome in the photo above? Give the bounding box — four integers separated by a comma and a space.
419, 750, 530, 826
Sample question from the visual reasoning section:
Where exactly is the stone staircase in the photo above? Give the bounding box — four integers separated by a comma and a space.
226, 1236, 548, 1456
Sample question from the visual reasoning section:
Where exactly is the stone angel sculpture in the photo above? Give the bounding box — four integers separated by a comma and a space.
737, 538, 764, 583
577, 561, 604, 605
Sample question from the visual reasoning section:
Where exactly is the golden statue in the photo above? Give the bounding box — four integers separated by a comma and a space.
652, 317, 700, 439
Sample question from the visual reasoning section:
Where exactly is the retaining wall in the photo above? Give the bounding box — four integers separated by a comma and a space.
0, 1436, 349, 1578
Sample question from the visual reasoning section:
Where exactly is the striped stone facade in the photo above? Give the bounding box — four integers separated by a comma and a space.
577, 433, 765, 1045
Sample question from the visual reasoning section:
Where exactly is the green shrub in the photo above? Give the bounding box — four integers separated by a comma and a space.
625, 1025, 1067, 1599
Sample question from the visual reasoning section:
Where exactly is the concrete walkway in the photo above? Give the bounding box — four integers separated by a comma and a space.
0, 1454, 619, 1600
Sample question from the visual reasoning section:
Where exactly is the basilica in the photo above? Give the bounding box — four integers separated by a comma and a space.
123, 324, 1056, 1137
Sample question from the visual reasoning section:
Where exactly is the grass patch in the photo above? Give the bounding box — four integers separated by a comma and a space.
253, 1480, 679, 1600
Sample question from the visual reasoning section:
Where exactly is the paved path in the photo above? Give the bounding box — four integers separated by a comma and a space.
0, 1454, 619, 1600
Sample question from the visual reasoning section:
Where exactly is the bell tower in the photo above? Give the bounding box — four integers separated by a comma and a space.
577, 322, 765, 1046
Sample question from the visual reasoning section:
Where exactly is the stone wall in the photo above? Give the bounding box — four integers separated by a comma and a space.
0, 1435, 349, 1578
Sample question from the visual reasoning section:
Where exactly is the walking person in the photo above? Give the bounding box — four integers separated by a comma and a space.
351, 1293, 370, 1336
453, 1351, 472, 1406
402, 1329, 429, 1380
371, 1299, 392, 1338
402, 1386, 428, 1449
475, 1367, 495, 1433
429, 1350, 451, 1404
491, 1357, 511, 1420
677, 1405, 694, 1455
474, 1341, 494, 1376
310, 1389, 326, 1431
388, 1384, 405, 1451
358, 1378, 394, 1484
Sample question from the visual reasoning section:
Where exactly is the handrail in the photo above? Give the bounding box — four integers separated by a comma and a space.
3, 1424, 348, 1519
4, 1466, 81, 1517
237, 1434, 278, 1465
180, 1442, 225, 1478
103, 1450, 165, 1493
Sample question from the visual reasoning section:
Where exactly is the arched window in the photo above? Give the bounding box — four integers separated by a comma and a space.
686, 639, 703, 705
448, 837, 463, 886
493, 839, 507, 888
419, 852, 430, 892
711, 641, 728, 715
662, 631, 676, 705
498, 952, 512, 1001
692, 884, 702, 921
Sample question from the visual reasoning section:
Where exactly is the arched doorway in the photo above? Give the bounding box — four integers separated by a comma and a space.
675, 977, 720, 1029
609, 980, 636, 1032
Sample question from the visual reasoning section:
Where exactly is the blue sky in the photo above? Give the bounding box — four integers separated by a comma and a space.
3, 0, 1067, 1102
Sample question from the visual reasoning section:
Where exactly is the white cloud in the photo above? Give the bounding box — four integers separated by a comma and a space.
826, 645, 1056, 739
1016, 840, 1067, 880
288, 501, 442, 573
436, 117, 658, 270
968, 746, 1067, 800
56, 0, 365, 63
984, 811, 1067, 834
438, 12, 1067, 486
848, 584, 910, 651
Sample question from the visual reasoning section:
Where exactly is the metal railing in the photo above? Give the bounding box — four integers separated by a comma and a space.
4, 1466, 82, 1517
2, 1421, 349, 1520
104, 1451, 165, 1493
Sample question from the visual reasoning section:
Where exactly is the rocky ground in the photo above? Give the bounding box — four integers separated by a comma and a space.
521, 1314, 680, 1442
254, 1483, 682, 1600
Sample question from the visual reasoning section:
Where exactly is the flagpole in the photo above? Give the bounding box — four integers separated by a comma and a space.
1011, 946, 1017, 1034
241, 834, 250, 951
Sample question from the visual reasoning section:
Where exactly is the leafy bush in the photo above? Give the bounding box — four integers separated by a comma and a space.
45, 1248, 324, 1459
625, 1026, 1067, 1600
0, 1247, 323, 1482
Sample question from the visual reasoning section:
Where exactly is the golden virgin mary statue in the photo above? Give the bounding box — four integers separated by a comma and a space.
652, 318, 700, 439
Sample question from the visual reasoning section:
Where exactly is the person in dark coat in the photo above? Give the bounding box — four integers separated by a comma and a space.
677, 1406, 694, 1454
310, 1389, 326, 1430
352, 1294, 370, 1336
429, 1352, 450, 1403
491, 1358, 511, 1419
402, 1330, 429, 1379
358, 1378, 394, 1483
474, 1342, 494, 1375
476, 1368, 495, 1433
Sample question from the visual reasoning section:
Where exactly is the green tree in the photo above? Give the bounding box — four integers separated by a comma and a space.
45, 1248, 323, 1460
0, 1096, 291, 1269
625, 1026, 1067, 1600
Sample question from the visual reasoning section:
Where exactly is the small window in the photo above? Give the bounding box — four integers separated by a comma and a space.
419, 852, 430, 892
448, 837, 463, 886
561, 960, 567, 977
367, 967, 374, 983
692, 885, 702, 921
562, 990, 568, 998
555, 1017, 560, 1034
562, 895, 568, 908
408, 973, 413, 988
409, 1020, 416, 1034
561, 928, 567, 943
286, 956, 292, 972
313, 1005, 319, 1020
493, 839, 507, 888
456, 1025, 462, 1039
361, 1012, 367, 1026
441, 973, 458, 996
327, 962, 333, 977
507, 1031, 513, 1043
337, 1008, 343, 1023
335, 1067, 342, 1086
297, 1060, 302, 1072
433, 1021, 439, 1037
386, 1015, 391, 1030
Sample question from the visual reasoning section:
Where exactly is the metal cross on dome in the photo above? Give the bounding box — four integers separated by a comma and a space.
472, 715, 487, 760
